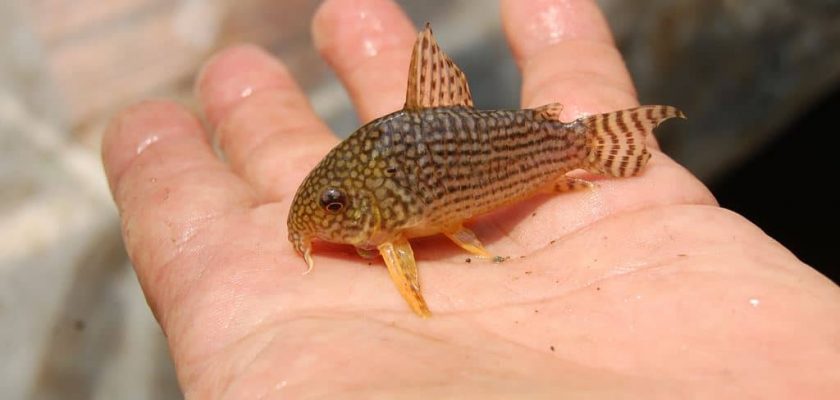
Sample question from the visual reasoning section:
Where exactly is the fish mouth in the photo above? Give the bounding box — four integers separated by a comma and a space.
288, 230, 314, 273
288, 230, 310, 255
287, 226, 305, 250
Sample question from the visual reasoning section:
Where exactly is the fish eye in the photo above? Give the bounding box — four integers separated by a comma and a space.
319, 188, 346, 213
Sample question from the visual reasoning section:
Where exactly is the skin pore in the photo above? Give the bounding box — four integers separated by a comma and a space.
101, 0, 840, 398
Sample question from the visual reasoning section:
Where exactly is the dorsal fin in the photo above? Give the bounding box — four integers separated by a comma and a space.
404, 23, 474, 110
533, 103, 564, 120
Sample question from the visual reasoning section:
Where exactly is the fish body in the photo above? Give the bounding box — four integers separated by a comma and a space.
287, 24, 684, 317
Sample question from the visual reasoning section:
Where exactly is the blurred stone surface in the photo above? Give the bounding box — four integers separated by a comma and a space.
600, 0, 840, 179
1, 0, 838, 399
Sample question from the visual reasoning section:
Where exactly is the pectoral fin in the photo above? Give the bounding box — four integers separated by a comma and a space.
378, 237, 431, 317
444, 225, 492, 258
355, 246, 379, 259
404, 23, 473, 110
553, 177, 595, 193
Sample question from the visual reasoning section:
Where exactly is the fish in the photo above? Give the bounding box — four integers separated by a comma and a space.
287, 23, 685, 317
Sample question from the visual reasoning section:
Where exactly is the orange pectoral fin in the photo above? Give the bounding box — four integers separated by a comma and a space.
553, 177, 595, 193
444, 225, 492, 258
378, 237, 431, 318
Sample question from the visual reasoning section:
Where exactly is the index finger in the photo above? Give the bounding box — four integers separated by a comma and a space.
102, 101, 255, 316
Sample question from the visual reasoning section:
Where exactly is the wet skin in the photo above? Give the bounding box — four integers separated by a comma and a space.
101, 0, 840, 398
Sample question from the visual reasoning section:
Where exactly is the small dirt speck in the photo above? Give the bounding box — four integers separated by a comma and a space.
367, 262, 372, 266
74, 320, 86, 331
534, 309, 539, 313
531, 212, 536, 217
550, 345, 555, 352
524, 271, 532, 275
550, 240, 556, 245
465, 258, 472, 263
596, 287, 601, 291
677, 254, 687, 257
492, 255, 510, 263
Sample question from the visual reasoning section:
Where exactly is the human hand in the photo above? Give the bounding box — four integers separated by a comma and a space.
101, 0, 840, 398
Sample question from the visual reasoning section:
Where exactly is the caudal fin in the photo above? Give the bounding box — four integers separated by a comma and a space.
582, 105, 685, 177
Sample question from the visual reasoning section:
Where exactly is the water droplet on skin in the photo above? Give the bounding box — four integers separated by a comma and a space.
538, 5, 564, 42
240, 86, 254, 98
362, 39, 378, 56
749, 298, 760, 307
358, 10, 384, 32
136, 134, 160, 155
351, 8, 389, 59
528, 0, 576, 46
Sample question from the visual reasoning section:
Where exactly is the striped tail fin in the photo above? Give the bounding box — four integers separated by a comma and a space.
582, 105, 685, 177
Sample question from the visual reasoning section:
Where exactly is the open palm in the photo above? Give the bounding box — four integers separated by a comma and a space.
102, 0, 840, 398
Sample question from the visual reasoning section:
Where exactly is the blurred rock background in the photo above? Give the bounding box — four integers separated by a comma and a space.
0, 0, 837, 398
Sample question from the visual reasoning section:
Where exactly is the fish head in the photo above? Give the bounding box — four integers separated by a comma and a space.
287, 155, 381, 261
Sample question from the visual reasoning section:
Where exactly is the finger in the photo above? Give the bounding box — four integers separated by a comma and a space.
312, 0, 417, 122
501, 0, 640, 122
498, 0, 712, 225
197, 45, 338, 201
102, 100, 255, 314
